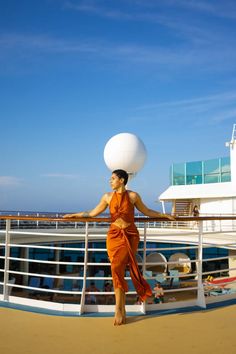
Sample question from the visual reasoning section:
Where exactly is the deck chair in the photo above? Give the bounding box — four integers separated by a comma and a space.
144, 270, 156, 290
29, 276, 41, 288
28, 276, 41, 297
42, 277, 54, 289
155, 273, 168, 288
63, 279, 80, 292
125, 271, 134, 291
169, 270, 180, 288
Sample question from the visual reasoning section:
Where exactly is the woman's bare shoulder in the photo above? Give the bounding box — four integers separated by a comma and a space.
127, 190, 139, 203
104, 191, 114, 203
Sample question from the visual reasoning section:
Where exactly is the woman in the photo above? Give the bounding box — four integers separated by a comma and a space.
64, 169, 174, 325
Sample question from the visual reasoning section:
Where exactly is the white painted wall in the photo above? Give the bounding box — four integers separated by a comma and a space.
200, 197, 236, 231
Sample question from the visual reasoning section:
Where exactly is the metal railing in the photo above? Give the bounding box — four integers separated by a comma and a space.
0, 215, 236, 315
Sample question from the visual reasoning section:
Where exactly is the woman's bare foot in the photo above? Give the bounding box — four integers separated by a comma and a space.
122, 307, 126, 324
114, 308, 123, 326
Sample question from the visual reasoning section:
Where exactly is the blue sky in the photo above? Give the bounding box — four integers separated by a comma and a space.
1, 0, 236, 213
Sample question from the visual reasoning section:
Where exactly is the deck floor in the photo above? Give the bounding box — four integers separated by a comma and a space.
1, 303, 236, 354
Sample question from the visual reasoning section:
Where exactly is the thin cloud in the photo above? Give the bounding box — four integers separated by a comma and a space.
165, 0, 236, 20
65, 0, 222, 19
0, 33, 97, 54
132, 91, 236, 125
136, 91, 236, 112
1, 32, 235, 72
65, 1, 134, 20
0, 176, 22, 187
65, 1, 236, 40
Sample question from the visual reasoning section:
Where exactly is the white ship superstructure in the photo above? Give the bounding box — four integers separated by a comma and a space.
160, 125, 236, 222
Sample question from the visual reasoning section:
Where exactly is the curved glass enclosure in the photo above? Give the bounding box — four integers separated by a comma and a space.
171, 157, 231, 186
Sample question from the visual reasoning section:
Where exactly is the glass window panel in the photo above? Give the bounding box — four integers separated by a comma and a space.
173, 163, 185, 176
204, 158, 219, 174
173, 176, 185, 185
186, 161, 202, 184
186, 161, 202, 175
221, 172, 231, 182
186, 175, 202, 184
221, 157, 230, 173
172, 163, 185, 185
171, 156, 230, 186
204, 175, 219, 184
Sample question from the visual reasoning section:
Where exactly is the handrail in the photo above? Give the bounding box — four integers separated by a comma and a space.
1, 215, 236, 315
1, 215, 236, 222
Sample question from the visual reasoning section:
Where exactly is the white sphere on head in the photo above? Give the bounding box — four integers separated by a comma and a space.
104, 132, 147, 174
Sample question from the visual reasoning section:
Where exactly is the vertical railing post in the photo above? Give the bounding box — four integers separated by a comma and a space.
56, 214, 58, 229
36, 213, 39, 229
141, 222, 147, 314
3, 219, 11, 301
17, 212, 20, 229
196, 220, 206, 308
80, 222, 89, 315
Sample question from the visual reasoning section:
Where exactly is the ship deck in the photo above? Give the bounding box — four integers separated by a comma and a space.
1, 302, 236, 354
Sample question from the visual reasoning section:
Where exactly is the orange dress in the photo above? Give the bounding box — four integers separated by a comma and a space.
106, 191, 152, 301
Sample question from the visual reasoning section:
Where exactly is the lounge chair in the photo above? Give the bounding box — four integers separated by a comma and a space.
169, 270, 180, 288
28, 276, 41, 289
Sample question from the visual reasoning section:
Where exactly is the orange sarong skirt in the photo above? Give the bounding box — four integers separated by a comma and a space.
107, 223, 152, 301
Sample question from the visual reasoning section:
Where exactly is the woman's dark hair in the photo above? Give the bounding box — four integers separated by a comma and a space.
112, 169, 129, 186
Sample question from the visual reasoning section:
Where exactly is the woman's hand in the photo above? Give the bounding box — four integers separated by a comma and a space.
63, 212, 87, 218
159, 213, 176, 221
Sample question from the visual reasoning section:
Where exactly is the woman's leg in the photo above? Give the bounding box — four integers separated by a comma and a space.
121, 290, 126, 324
114, 288, 125, 325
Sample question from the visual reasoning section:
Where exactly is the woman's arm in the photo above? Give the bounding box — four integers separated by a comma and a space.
133, 192, 175, 221
63, 194, 108, 218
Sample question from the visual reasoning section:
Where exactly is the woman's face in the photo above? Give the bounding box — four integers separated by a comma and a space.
110, 173, 124, 190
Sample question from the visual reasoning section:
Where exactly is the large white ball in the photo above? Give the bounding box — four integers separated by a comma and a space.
104, 133, 147, 173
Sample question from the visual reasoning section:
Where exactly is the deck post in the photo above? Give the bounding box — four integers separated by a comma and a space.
80, 222, 89, 315
141, 223, 147, 314
3, 219, 11, 301
196, 220, 206, 308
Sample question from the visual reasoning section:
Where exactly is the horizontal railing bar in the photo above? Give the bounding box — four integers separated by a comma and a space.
2, 215, 236, 222
4, 255, 234, 266
144, 246, 199, 251
203, 279, 236, 286
9, 283, 83, 295
7, 231, 88, 237
8, 257, 85, 265
7, 270, 84, 280
160, 287, 198, 293
4, 241, 236, 251
9, 243, 86, 252
202, 243, 236, 248
87, 263, 110, 266
202, 267, 236, 276
7, 283, 137, 295
86, 277, 113, 280
145, 272, 198, 279
202, 256, 231, 262
145, 260, 196, 265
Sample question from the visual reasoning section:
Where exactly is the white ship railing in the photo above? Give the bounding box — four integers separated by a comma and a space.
0, 215, 236, 315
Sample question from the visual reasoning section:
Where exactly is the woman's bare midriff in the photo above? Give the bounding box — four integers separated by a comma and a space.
112, 217, 131, 229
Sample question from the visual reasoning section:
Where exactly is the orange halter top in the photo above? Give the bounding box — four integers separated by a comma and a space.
109, 191, 135, 224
